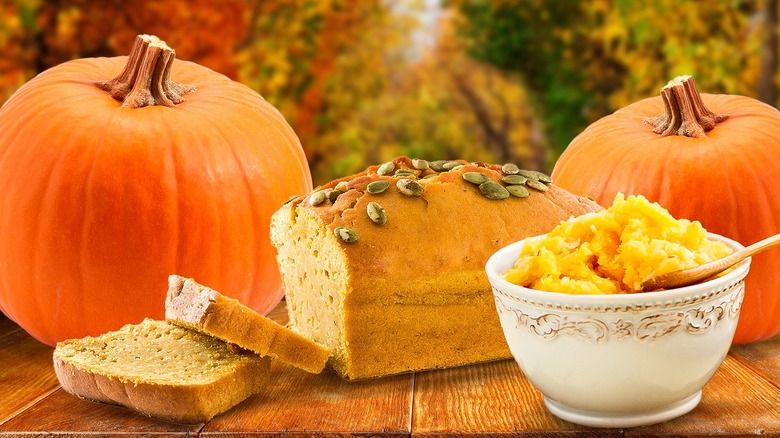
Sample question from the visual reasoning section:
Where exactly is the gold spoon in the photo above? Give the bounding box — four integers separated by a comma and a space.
641, 233, 780, 292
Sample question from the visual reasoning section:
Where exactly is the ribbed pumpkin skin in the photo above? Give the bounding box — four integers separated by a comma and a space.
552, 93, 780, 344
0, 56, 312, 346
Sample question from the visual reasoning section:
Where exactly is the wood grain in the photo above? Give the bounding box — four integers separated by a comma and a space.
729, 333, 780, 386
201, 360, 414, 437
412, 360, 619, 437
266, 300, 290, 326
0, 313, 20, 338
1, 299, 780, 436
0, 330, 59, 425
0, 388, 201, 436
203, 299, 413, 436
627, 355, 780, 436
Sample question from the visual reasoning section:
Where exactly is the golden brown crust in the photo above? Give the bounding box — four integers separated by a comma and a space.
273, 156, 602, 379
165, 275, 331, 373
290, 158, 599, 286
53, 355, 270, 424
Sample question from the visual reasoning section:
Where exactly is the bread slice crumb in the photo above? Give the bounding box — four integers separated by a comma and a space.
53, 319, 270, 424
165, 275, 330, 374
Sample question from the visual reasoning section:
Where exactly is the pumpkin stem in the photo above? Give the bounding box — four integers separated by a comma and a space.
643, 75, 728, 137
96, 35, 195, 108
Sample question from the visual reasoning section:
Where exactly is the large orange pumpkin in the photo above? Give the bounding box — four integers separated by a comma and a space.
0, 35, 312, 345
552, 75, 780, 344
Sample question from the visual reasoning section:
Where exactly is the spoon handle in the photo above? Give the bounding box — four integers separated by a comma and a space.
738, 233, 780, 258
643, 233, 780, 291
688, 233, 780, 277
701, 234, 780, 275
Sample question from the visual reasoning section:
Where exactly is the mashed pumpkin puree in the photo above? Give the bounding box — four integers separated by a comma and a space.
503, 194, 733, 294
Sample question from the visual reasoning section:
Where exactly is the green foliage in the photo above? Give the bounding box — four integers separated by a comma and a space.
455, 1, 609, 155
454, 0, 766, 156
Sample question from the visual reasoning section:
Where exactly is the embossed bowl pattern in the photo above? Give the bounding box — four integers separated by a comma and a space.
486, 233, 750, 428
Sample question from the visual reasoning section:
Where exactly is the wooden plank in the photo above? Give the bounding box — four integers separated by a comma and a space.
202, 360, 414, 437
626, 355, 780, 436
729, 333, 780, 386
412, 360, 614, 436
0, 330, 59, 425
0, 296, 777, 436
0, 388, 201, 436
204, 300, 413, 436
266, 299, 289, 326
0, 313, 20, 338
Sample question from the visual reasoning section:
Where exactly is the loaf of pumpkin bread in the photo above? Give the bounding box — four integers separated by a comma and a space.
270, 157, 601, 380
53, 319, 271, 423
166, 274, 330, 374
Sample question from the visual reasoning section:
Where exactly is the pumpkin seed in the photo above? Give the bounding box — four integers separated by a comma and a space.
502, 175, 527, 185
517, 169, 540, 181
532, 171, 553, 183
397, 178, 424, 196
450, 165, 465, 171
366, 180, 390, 194
442, 161, 461, 171
463, 172, 490, 185
334, 181, 349, 192
378, 162, 395, 176
506, 185, 530, 198
283, 195, 298, 205
328, 189, 344, 203
479, 181, 510, 200
527, 180, 549, 192
422, 174, 438, 180
366, 201, 387, 225
429, 160, 448, 172
502, 163, 520, 175
334, 226, 358, 243
411, 158, 429, 170
395, 169, 415, 176
310, 191, 326, 206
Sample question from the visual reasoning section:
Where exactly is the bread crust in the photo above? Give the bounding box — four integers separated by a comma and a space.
272, 157, 602, 379
53, 319, 271, 424
166, 275, 330, 373
53, 354, 270, 424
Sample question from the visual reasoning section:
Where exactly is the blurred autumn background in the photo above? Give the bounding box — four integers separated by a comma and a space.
1, 0, 778, 185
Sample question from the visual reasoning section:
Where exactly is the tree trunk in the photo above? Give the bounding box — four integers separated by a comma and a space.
759, 0, 778, 106
451, 73, 513, 163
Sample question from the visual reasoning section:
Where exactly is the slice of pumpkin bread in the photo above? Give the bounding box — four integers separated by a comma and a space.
53, 319, 270, 424
165, 275, 330, 374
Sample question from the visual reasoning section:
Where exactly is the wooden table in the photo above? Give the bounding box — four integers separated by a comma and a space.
2, 302, 779, 437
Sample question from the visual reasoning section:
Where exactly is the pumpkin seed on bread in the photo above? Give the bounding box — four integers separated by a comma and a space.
270, 156, 602, 380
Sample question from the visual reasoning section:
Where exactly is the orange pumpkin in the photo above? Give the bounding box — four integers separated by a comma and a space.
0, 35, 312, 345
552, 75, 780, 344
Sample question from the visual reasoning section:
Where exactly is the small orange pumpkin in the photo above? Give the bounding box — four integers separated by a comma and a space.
552, 75, 780, 344
0, 35, 312, 345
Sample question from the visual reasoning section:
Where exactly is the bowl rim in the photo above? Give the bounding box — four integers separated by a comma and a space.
486, 232, 750, 308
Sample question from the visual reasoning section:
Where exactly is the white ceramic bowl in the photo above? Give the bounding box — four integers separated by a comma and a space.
486, 233, 750, 428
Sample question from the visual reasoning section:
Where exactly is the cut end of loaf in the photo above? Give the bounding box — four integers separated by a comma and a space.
165, 274, 331, 374
271, 204, 351, 375
165, 274, 218, 327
